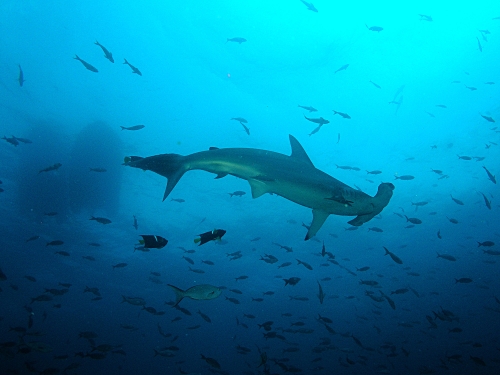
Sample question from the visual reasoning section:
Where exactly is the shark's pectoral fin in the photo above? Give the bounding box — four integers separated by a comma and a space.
163, 169, 186, 201
305, 209, 330, 241
248, 179, 270, 198
214, 173, 228, 179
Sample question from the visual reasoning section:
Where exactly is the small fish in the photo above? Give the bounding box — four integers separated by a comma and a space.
89, 167, 106, 172
26, 235, 40, 243
395, 175, 414, 180
317, 281, 325, 304
404, 215, 422, 224
94, 41, 114, 63
332, 110, 351, 119
55, 251, 70, 256
479, 192, 491, 210
112, 263, 127, 269
2, 136, 19, 146
455, 278, 472, 284
18, 65, 25, 86
133, 215, 138, 230
334, 64, 349, 74
283, 277, 301, 286
296, 259, 313, 270
419, 14, 433, 21
46, 240, 64, 247
300, 0, 318, 12
368, 227, 383, 232
437, 252, 456, 261
228, 191, 246, 197
120, 125, 145, 131
308, 124, 323, 136
38, 163, 62, 174
478, 241, 494, 247
226, 37, 246, 44
482, 166, 496, 184
480, 114, 495, 123
365, 24, 383, 32
383, 246, 403, 264
298, 105, 317, 112
457, 155, 472, 160
194, 229, 226, 246
450, 195, 464, 205
476, 37, 482, 52
447, 217, 459, 224
367, 170, 382, 175
437, 230, 442, 239
171, 198, 185, 203
464, 85, 477, 91
123, 58, 142, 75
235, 275, 248, 281
304, 115, 329, 125
231, 117, 247, 123
241, 123, 250, 135
369, 80, 381, 88
74, 55, 98, 72
188, 267, 205, 274
90, 216, 112, 224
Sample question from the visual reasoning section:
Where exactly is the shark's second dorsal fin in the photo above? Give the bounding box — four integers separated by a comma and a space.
289, 135, 314, 167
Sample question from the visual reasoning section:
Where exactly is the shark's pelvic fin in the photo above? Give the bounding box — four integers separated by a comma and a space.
305, 209, 330, 240
248, 179, 270, 198
289, 135, 314, 167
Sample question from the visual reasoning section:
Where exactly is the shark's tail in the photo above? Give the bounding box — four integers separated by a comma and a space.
124, 153, 187, 201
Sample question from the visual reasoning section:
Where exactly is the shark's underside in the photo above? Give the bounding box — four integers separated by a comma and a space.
124, 135, 394, 240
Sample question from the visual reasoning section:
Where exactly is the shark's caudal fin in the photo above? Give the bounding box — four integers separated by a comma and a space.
124, 153, 186, 201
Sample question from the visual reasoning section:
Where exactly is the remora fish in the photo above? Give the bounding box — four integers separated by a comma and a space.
124, 135, 395, 240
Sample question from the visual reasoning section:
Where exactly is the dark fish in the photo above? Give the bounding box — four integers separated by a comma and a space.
365, 24, 383, 32
304, 115, 329, 125
482, 166, 496, 184
317, 281, 325, 304
26, 235, 40, 243
455, 278, 472, 284
437, 229, 442, 239
90, 216, 112, 224
228, 191, 246, 197
298, 105, 317, 112
419, 14, 433, 21
369, 80, 381, 88
332, 110, 351, 119
89, 168, 106, 172
300, 0, 318, 12
94, 41, 114, 63
74, 55, 98, 72
138, 235, 168, 249
278, 261, 292, 268
470, 355, 486, 366
334, 64, 349, 73
450, 195, 464, 205
0, 268, 7, 281
2, 136, 19, 146
356, 266, 370, 272
241, 123, 250, 135
464, 85, 477, 91
201, 354, 221, 370
18, 65, 25, 86
476, 37, 482, 52
188, 267, 205, 274
446, 217, 459, 224
367, 170, 382, 174
479, 192, 491, 209
123, 58, 142, 75
112, 263, 127, 269
383, 246, 403, 264
235, 275, 248, 281
182, 256, 194, 265
231, 117, 247, 123
404, 215, 422, 224
46, 240, 64, 246
171, 198, 185, 202
55, 251, 70, 256
457, 154, 472, 160
368, 227, 383, 232
411, 201, 428, 207
225, 296, 240, 304
437, 253, 456, 261
44, 212, 58, 216
480, 114, 495, 122
120, 125, 145, 131
226, 37, 246, 44
284, 277, 301, 286
308, 124, 323, 136
395, 175, 414, 180
38, 163, 62, 174
478, 241, 494, 247
296, 259, 313, 270
194, 229, 226, 245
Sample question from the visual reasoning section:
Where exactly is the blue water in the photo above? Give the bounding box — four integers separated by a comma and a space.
1, 1, 499, 374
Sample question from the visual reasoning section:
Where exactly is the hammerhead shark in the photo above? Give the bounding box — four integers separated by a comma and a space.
124, 135, 394, 240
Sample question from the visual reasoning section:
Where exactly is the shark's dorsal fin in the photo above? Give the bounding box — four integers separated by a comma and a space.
289, 135, 314, 167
